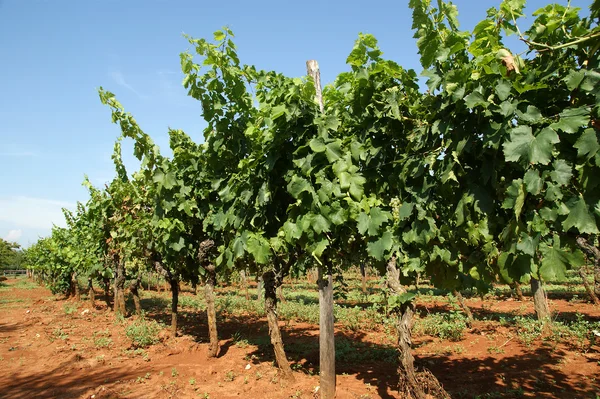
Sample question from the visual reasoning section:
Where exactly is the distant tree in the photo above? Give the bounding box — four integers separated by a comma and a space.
0, 238, 21, 270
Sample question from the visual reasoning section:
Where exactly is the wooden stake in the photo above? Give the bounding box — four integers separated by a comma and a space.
307, 59, 335, 399
306, 60, 324, 113
318, 264, 335, 398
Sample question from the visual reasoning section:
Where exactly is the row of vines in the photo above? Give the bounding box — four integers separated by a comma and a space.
25, 0, 600, 397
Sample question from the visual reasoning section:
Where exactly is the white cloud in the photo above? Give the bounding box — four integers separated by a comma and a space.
111, 71, 148, 99
4, 229, 22, 242
0, 196, 74, 230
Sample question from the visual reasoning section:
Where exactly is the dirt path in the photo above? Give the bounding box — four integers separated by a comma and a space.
0, 279, 599, 398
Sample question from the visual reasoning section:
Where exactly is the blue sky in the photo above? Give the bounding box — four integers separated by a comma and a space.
0, 0, 589, 246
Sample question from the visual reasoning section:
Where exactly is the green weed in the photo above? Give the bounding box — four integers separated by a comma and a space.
224, 370, 235, 382
125, 313, 162, 347
231, 331, 250, 348
94, 336, 113, 348
63, 303, 77, 315
514, 316, 546, 346
415, 312, 467, 341
53, 327, 69, 341
13, 279, 38, 290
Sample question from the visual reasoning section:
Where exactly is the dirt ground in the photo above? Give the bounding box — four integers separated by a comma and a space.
0, 278, 599, 399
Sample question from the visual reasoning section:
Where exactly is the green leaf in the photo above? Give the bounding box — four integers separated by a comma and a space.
540, 206, 558, 222
256, 183, 270, 206
502, 179, 526, 220
366, 231, 393, 260
309, 138, 326, 153
503, 126, 558, 165
357, 212, 369, 235
516, 233, 540, 256
499, 101, 517, 117
288, 176, 312, 198
319, 114, 340, 133
562, 197, 599, 234
357, 207, 390, 236
398, 202, 415, 220
325, 202, 348, 225
311, 238, 329, 257
325, 140, 343, 163
464, 91, 487, 108
539, 240, 569, 282
311, 214, 331, 234
246, 235, 271, 264
574, 129, 600, 161
422, 69, 442, 91
516, 105, 543, 124
388, 292, 416, 310
213, 30, 226, 41
581, 70, 600, 92
170, 237, 185, 252
282, 221, 302, 242
524, 169, 542, 195
549, 160, 572, 186
499, 253, 534, 284
550, 107, 590, 133
153, 169, 177, 190
495, 80, 512, 101
563, 70, 585, 91
340, 171, 366, 200
232, 235, 246, 259
270, 105, 286, 120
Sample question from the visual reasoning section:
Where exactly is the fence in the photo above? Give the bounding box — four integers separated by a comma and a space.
2, 269, 27, 276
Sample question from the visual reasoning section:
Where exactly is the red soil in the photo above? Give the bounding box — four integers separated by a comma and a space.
0, 279, 598, 398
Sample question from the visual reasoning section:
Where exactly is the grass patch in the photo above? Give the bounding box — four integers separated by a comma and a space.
178, 295, 205, 310
0, 298, 24, 304
12, 279, 39, 290
93, 329, 113, 348
415, 311, 468, 341
231, 331, 250, 348
549, 314, 600, 351
63, 303, 78, 315
125, 313, 163, 348
94, 336, 113, 348
510, 313, 600, 350
52, 327, 69, 341
124, 348, 149, 360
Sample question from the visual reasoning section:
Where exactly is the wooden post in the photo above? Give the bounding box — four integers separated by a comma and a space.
240, 269, 250, 301
88, 277, 95, 308
318, 265, 335, 398
169, 277, 179, 337
257, 274, 264, 301
307, 59, 335, 399
306, 60, 324, 113
360, 263, 367, 296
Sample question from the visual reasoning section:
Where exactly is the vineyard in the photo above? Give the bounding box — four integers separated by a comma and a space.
6, 0, 600, 398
